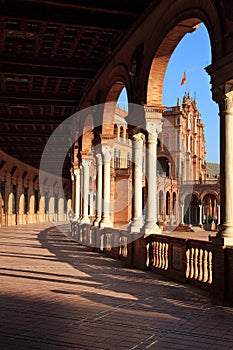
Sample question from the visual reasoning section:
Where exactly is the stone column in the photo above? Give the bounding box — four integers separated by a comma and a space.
211, 85, 233, 244
143, 121, 162, 234
199, 204, 203, 226
71, 173, 75, 212
94, 153, 102, 226
58, 194, 64, 222
181, 205, 184, 225
74, 168, 81, 221
217, 205, 220, 225
100, 146, 113, 228
17, 177, 23, 225
130, 133, 144, 232
79, 165, 83, 220
48, 186, 55, 222
81, 160, 90, 224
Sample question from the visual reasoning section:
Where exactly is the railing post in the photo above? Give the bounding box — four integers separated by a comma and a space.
211, 246, 225, 300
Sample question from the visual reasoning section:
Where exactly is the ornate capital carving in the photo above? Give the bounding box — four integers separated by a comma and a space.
95, 152, 102, 165
102, 146, 111, 163
146, 121, 163, 142
212, 83, 233, 112
74, 168, 80, 176
82, 160, 91, 169
132, 132, 144, 145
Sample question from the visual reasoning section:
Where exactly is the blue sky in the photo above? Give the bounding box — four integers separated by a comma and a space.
118, 23, 219, 163
163, 23, 219, 163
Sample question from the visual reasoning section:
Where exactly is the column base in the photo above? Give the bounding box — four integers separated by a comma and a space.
80, 216, 90, 225
99, 217, 113, 228
210, 234, 233, 246
142, 221, 161, 235
93, 218, 101, 227
129, 218, 143, 233
210, 224, 233, 245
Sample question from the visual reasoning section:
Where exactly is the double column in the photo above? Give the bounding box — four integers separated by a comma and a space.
73, 161, 91, 224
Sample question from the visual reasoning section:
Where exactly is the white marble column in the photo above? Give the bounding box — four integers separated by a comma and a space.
79, 165, 83, 220
212, 86, 233, 244
94, 153, 102, 226
100, 146, 113, 228
71, 173, 75, 212
217, 205, 220, 225
58, 194, 64, 222
143, 122, 162, 234
74, 168, 81, 221
199, 204, 203, 226
130, 133, 144, 232
81, 160, 90, 224
181, 205, 184, 225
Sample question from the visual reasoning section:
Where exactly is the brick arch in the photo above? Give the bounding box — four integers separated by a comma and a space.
201, 190, 219, 204
142, 0, 222, 105
181, 191, 201, 205
101, 64, 130, 135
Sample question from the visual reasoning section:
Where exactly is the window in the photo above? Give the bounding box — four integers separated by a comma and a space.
114, 149, 121, 168
114, 124, 118, 136
166, 192, 170, 216
127, 153, 131, 168
176, 132, 180, 149
120, 126, 124, 139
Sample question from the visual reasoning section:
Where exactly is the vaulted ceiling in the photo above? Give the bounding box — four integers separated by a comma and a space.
0, 0, 153, 177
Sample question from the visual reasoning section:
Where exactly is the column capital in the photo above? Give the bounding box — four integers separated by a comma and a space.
74, 168, 80, 176
212, 83, 233, 110
132, 132, 144, 145
94, 152, 103, 164
82, 159, 91, 168
102, 146, 111, 163
146, 121, 163, 141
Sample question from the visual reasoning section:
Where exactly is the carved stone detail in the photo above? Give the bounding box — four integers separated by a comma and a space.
212, 83, 233, 111
132, 132, 144, 144
102, 146, 111, 163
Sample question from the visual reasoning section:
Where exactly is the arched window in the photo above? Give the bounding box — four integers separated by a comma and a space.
120, 126, 124, 139
166, 192, 170, 216
114, 124, 118, 137
172, 192, 176, 214
159, 191, 163, 216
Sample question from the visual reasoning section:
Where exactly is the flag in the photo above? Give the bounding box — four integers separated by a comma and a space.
180, 71, 186, 85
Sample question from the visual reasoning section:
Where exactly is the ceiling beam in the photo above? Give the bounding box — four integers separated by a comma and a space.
0, 4, 133, 31
0, 95, 79, 106
21, 0, 140, 16
0, 60, 96, 79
